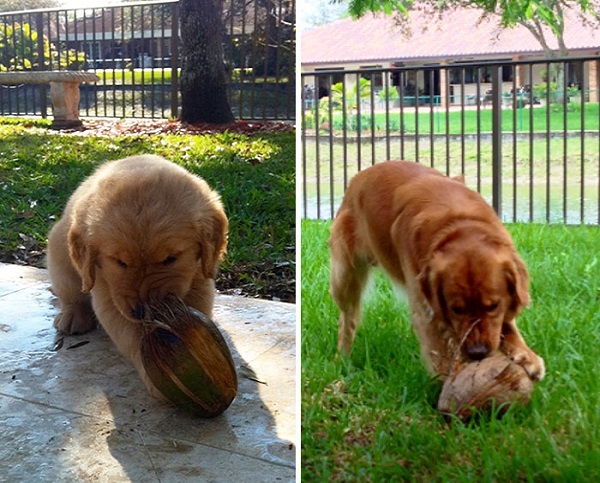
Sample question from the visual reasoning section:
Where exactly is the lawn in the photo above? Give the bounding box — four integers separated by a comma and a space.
94, 68, 175, 86
94, 69, 289, 87
301, 136, 600, 224
301, 219, 600, 481
304, 102, 600, 135
0, 118, 295, 301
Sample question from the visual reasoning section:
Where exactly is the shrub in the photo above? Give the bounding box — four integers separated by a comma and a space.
0, 21, 85, 71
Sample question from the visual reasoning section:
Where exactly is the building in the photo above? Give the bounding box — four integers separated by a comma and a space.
301, 8, 600, 106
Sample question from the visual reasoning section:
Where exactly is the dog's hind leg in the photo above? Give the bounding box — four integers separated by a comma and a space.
329, 210, 370, 354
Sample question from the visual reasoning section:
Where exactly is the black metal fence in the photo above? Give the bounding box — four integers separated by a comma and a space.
0, 0, 295, 120
301, 56, 600, 225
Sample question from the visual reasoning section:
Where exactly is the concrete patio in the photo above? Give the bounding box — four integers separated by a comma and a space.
0, 262, 296, 482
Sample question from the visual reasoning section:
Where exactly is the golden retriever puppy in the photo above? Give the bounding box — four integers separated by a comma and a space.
330, 161, 545, 381
47, 154, 228, 396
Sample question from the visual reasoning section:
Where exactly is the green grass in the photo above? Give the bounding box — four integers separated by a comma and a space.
94, 69, 174, 86
94, 69, 290, 87
301, 219, 600, 481
0, 118, 295, 301
305, 102, 600, 135
301, 137, 600, 223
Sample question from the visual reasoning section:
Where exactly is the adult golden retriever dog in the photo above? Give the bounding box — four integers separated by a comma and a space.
330, 161, 545, 381
47, 154, 228, 396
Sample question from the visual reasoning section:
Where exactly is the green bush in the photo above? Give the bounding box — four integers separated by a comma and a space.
0, 21, 85, 71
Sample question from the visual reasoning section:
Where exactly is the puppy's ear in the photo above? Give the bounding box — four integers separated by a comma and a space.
505, 253, 530, 312
197, 208, 228, 279
68, 225, 97, 293
451, 174, 465, 184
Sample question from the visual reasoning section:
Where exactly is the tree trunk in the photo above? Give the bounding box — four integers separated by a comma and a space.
179, 0, 234, 124
520, 10, 570, 104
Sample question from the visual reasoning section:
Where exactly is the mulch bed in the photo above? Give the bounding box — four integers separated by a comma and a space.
52, 118, 295, 137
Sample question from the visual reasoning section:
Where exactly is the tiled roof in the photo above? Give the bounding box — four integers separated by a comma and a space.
301, 8, 600, 65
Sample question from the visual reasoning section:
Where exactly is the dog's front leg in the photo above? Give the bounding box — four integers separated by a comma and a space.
410, 309, 458, 380
501, 319, 545, 381
48, 218, 98, 335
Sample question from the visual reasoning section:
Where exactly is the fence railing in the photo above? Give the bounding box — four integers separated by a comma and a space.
301, 56, 600, 225
0, 0, 295, 121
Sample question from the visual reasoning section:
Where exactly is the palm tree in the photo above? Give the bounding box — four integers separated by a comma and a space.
316, 77, 372, 130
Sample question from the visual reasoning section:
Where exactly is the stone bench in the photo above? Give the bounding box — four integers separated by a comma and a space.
0, 71, 100, 129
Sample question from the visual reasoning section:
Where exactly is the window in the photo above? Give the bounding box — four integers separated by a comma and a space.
359, 65, 383, 91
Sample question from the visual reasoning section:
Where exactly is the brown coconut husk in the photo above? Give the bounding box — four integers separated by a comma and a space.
141, 295, 237, 417
436, 320, 536, 422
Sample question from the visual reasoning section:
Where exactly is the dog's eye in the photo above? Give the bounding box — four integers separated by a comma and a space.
116, 259, 128, 269
451, 306, 465, 315
162, 255, 177, 266
486, 302, 499, 312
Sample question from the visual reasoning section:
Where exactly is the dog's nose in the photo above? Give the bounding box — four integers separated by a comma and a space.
465, 343, 489, 360
131, 304, 145, 320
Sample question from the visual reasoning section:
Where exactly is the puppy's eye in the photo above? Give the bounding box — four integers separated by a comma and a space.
162, 255, 177, 266
451, 306, 465, 316
116, 259, 128, 269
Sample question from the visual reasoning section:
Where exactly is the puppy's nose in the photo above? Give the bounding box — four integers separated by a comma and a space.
131, 304, 145, 320
465, 343, 489, 360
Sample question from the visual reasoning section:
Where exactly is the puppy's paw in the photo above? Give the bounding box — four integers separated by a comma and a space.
53, 302, 97, 335
510, 348, 546, 381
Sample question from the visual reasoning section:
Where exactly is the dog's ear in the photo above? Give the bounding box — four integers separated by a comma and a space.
505, 253, 530, 312
418, 258, 446, 317
68, 224, 97, 293
196, 208, 228, 279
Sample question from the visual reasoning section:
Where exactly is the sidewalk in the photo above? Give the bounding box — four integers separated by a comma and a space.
0, 263, 296, 482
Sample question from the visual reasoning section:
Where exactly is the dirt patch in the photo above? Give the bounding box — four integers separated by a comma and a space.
53, 118, 295, 137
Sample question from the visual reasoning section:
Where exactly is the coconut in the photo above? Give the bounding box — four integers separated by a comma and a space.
437, 353, 535, 422
141, 295, 237, 417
